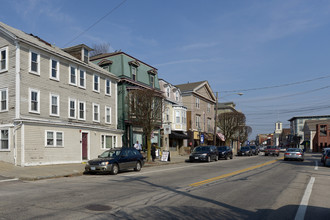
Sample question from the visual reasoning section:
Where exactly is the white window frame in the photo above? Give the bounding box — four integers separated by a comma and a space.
0, 88, 8, 112
29, 88, 40, 114
196, 115, 201, 128
105, 106, 111, 124
175, 91, 179, 101
207, 103, 211, 113
132, 66, 137, 81
0, 46, 8, 73
0, 129, 9, 151
101, 135, 117, 149
150, 75, 154, 88
78, 69, 86, 89
166, 87, 170, 98
69, 65, 77, 86
93, 103, 100, 122
29, 50, 40, 75
49, 58, 59, 81
68, 98, 76, 119
78, 100, 86, 121
93, 74, 100, 93
45, 130, 64, 147
105, 78, 111, 96
176, 110, 180, 124
49, 93, 60, 117
196, 98, 200, 109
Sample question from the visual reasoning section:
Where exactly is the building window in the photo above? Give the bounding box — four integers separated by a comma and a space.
68, 98, 76, 119
105, 79, 111, 96
78, 101, 85, 120
101, 135, 117, 149
207, 118, 211, 132
93, 74, 100, 92
105, 106, 111, 124
196, 115, 201, 128
175, 91, 179, 102
29, 88, 40, 113
83, 48, 89, 63
196, 98, 200, 109
0, 129, 9, 150
30, 51, 40, 75
46, 131, 63, 147
150, 75, 154, 88
0, 88, 8, 112
176, 111, 180, 123
50, 93, 59, 116
131, 66, 137, 81
69, 65, 77, 85
79, 69, 86, 88
93, 103, 100, 122
166, 88, 170, 98
183, 111, 186, 124
50, 59, 59, 80
320, 125, 327, 136
207, 103, 211, 113
166, 108, 169, 121
0, 47, 8, 72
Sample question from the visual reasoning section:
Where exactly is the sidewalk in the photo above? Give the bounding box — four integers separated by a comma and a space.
0, 155, 188, 181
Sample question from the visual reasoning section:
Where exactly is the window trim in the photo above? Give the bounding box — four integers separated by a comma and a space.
93, 74, 100, 93
45, 130, 64, 147
131, 66, 137, 81
93, 103, 100, 122
78, 100, 86, 121
29, 88, 40, 114
101, 134, 117, 149
0, 129, 9, 151
49, 58, 60, 81
150, 74, 155, 88
0, 88, 8, 112
49, 93, 60, 117
196, 98, 200, 109
69, 65, 77, 86
105, 106, 111, 124
29, 50, 40, 75
68, 98, 76, 119
105, 78, 111, 96
78, 69, 86, 89
0, 46, 8, 73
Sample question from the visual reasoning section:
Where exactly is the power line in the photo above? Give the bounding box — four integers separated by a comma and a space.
219, 74, 330, 93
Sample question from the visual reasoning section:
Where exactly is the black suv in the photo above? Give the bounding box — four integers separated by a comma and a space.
238, 146, 252, 156
217, 146, 233, 160
189, 145, 219, 162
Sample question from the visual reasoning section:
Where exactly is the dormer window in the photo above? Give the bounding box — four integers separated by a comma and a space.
132, 66, 137, 81
83, 48, 89, 63
166, 87, 170, 98
129, 60, 140, 81
150, 74, 154, 88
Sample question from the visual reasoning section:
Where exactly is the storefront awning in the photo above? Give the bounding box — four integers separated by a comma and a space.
169, 131, 189, 139
217, 133, 225, 141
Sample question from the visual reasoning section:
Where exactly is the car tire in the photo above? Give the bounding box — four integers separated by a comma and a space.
230, 155, 233, 159
284, 158, 287, 161
265, 154, 268, 156
207, 156, 211, 162
225, 155, 228, 160
134, 161, 141, 171
110, 164, 119, 175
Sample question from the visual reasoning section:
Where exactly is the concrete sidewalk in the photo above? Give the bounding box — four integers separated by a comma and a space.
0, 155, 188, 181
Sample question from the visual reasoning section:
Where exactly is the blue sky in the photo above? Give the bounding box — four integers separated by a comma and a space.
2, 0, 330, 139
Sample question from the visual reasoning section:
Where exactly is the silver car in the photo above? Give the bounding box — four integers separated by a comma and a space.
284, 148, 304, 161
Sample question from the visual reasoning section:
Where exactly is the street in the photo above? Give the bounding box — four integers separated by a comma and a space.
0, 153, 329, 220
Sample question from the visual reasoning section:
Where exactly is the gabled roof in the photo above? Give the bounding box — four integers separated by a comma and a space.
175, 80, 216, 102
0, 21, 119, 81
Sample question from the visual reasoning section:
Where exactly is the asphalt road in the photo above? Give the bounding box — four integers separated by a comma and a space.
0, 153, 329, 220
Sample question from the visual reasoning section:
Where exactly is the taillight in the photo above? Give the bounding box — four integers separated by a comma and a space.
296, 153, 302, 155
325, 155, 330, 160
285, 153, 290, 155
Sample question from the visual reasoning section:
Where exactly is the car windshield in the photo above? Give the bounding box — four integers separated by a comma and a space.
286, 148, 300, 152
99, 150, 121, 158
218, 146, 227, 151
250, 146, 256, 149
241, 147, 249, 150
193, 146, 210, 152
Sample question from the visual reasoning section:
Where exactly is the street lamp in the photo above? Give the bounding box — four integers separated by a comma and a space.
213, 92, 244, 146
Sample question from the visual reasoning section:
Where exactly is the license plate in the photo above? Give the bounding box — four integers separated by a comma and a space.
91, 167, 96, 171
195, 157, 199, 159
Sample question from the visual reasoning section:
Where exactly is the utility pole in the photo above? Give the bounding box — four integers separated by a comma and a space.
213, 92, 218, 146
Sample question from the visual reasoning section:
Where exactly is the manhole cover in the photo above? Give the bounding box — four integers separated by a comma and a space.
85, 204, 112, 211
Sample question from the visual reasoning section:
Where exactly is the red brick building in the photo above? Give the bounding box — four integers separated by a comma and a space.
313, 124, 330, 152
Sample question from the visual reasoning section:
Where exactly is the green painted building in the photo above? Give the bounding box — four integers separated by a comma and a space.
90, 52, 161, 148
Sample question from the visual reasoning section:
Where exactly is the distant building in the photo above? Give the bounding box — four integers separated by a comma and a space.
303, 120, 330, 152
274, 121, 283, 146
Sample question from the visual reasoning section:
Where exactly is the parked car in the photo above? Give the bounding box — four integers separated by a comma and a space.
238, 146, 252, 156
249, 145, 258, 155
321, 147, 330, 164
217, 146, 233, 160
284, 148, 304, 161
259, 146, 265, 152
264, 146, 280, 156
85, 147, 145, 175
323, 150, 330, 167
189, 145, 218, 162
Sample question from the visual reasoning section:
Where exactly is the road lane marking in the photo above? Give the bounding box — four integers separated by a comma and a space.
0, 178, 19, 183
315, 161, 318, 170
294, 177, 315, 220
189, 158, 283, 187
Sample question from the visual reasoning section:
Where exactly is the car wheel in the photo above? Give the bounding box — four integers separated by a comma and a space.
265, 154, 268, 156
230, 155, 233, 159
277, 154, 279, 157
215, 155, 219, 161
301, 159, 304, 162
284, 158, 287, 161
207, 156, 211, 162
134, 161, 141, 171
110, 164, 119, 175
225, 155, 228, 160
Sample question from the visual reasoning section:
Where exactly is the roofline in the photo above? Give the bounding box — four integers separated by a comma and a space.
288, 115, 330, 121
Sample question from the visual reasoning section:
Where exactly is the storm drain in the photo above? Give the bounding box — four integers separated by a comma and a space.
85, 204, 112, 211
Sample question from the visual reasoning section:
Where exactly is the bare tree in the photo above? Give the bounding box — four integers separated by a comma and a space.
127, 88, 163, 161
237, 125, 252, 145
90, 43, 111, 56
217, 111, 247, 146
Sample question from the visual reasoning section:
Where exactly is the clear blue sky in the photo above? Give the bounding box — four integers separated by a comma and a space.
2, 0, 330, 139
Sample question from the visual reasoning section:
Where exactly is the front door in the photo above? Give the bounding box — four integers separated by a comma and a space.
82, 132, 88, 160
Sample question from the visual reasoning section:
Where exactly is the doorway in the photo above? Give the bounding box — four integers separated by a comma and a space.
82, 132, 88, 160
